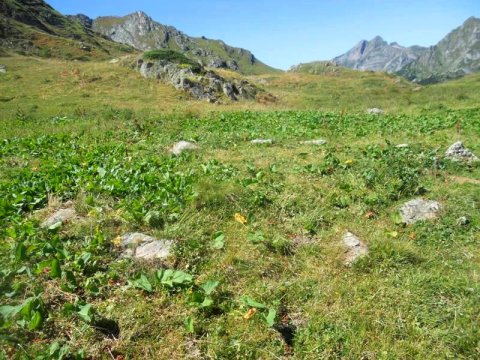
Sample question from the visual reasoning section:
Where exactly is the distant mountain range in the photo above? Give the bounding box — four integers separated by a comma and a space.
1, 1, 479, 83
294, 17, 480, 84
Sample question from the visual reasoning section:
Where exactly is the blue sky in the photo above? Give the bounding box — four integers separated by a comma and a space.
49, 0, 479, 70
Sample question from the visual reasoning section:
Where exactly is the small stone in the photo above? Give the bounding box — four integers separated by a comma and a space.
343, 231, 368, 266
367, 108, 384, 115
395, 144, 409, 148
301, 139, 327, 145
250, 139, 273, 145
399, 199, 441, 225
120, 232, 172, 260
0, 65, 6, 73
170, 141, 199, 156
457, 216, 470, 226
445, 141, 478, 162
109, 58, 119, 64
41, 208, 77, 228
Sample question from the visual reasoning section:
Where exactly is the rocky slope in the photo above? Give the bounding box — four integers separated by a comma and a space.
332, 36, 426, 73
399, 17, 480, 84
91, 11, 278, 75
0, 0, 132, 59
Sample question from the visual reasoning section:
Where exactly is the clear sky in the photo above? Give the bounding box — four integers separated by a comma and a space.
48, 0, 479, 70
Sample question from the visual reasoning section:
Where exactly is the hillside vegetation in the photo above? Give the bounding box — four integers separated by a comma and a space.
2, 56, 480, 124
0, 53, 480, 359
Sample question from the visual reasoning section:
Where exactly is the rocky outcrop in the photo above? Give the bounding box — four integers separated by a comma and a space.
66, 14, 93, 29
135, 57, 259, 102
93, 11, 277, 75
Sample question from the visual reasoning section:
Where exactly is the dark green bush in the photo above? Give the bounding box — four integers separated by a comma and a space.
143, 50, 201, 72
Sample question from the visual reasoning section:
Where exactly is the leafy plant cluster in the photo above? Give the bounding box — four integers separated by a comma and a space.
0, 134, 196, 232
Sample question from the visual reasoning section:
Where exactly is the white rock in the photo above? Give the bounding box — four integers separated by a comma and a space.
395, 144, 409, 148
170, 141, 199, 156
250, 139, 273, 144
109, 58, 120, 64
120, 232, 172, 260
367, 108, 384, 115
41, 208, 77, 228
0, 65, 6, 73
342, 231, 368, 266
301, 139, 327, 145
445, 141, 478, 162
399, 199, 441, 225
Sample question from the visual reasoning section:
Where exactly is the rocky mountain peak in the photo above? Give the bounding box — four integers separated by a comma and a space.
370, 35, 386, 45
66, 14, 93, 28
333, 36, 423, 72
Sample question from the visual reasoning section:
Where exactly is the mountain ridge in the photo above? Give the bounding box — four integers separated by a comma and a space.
89, 11, 279, 75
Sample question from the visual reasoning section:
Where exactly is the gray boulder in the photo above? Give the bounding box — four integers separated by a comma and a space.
343, 232, 368, 266
170, 141, 199, 156
120, 232, 172, 260
367, 108, 384, 115
250, 139, 273, 145
301, 139, 327, 145
41, 208, 77, 228
399, 199, 441, 224
457, 216, 470, 226
445, 141, 479, 162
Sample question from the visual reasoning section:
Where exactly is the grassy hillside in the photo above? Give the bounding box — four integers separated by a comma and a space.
1, 55, 480, 358
0, 0, 133, 60
2, 55, 480, 125
262, 68, 480, 112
